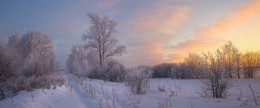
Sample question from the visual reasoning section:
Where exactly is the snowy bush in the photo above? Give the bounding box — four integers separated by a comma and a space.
98, 59, 126, 82
126, 66, 152, 94
201, 50, 231, 98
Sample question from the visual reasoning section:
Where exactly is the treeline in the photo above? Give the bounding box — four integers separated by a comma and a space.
66, 12, 259, 97
0, 31, 64, 100
152, 42, 259, 98
66, 12, 260, 83
152, 41, 260, 79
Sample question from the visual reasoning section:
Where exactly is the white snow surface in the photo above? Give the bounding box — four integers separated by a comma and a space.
0, 75, 259, 108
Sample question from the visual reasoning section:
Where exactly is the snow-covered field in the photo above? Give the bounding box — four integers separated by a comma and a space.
0, 75, 259, 108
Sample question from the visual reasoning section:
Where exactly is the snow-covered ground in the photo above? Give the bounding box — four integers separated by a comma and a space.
0, 75, 259, 108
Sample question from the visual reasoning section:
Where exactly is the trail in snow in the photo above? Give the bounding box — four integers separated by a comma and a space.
0, 75, 259, 108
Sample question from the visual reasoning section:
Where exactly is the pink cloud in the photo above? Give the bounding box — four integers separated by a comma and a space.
171, 0, 260, 63
119, 4, 191, 66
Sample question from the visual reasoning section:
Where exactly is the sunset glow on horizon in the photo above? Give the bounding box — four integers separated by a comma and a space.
1, 0, 260, 68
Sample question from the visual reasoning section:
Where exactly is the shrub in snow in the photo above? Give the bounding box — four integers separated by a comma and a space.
201, 50, 231, 98
98, 59, 126, 82
126, 66, 152, 94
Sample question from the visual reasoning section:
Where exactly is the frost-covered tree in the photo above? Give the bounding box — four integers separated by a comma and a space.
66, 44, 89, 76
221, 41, 240, 78
7, 33, 20, 49
82, 12, 126, 67
241, 52, 260, 78
18, 31, 55, 77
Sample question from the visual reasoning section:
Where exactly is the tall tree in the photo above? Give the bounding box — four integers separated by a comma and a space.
221, 41, 239, 78
82, 12, 126, 67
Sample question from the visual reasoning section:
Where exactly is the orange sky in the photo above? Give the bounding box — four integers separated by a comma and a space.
169, 0, 260, 63
118, 0, 260, 67
1, 0, 259, 68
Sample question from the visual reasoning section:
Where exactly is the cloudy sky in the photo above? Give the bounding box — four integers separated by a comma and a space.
1, 0, 260, 68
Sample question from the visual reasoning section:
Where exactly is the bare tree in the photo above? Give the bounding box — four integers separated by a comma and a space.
221, 41, 239, 78
82, 12, 126, 67
7, 33, 20, 49
201, 49, 231, 98
184, 53, 204, 78
241, 52, 260, 78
